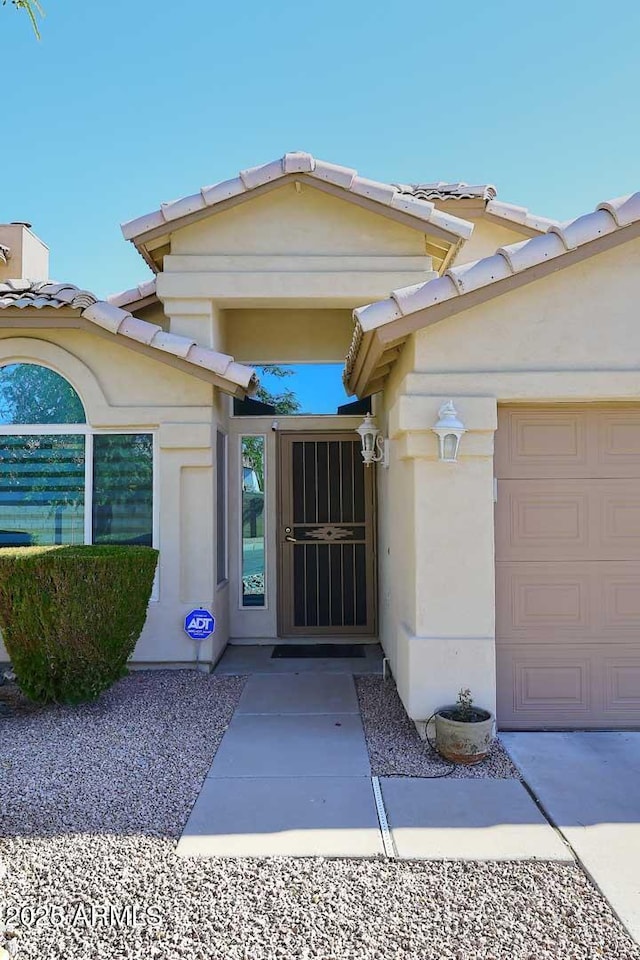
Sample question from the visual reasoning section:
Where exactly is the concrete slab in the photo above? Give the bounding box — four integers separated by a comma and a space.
210, 713, 371, 778
177, 776, 384, 858
236, 673, 359, 715
213, 644, 383, 676
380, 777, 572, 861
504, 732, 640, 944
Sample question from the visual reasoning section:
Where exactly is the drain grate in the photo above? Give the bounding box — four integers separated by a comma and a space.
271, 643, 366, 659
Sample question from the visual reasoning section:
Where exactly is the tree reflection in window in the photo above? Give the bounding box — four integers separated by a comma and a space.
0, 363, 85, 424
242, 436, 265, 606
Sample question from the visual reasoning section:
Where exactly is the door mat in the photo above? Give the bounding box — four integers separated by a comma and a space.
271, 644, 366, 659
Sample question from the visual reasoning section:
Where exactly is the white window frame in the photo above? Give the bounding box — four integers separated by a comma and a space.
0, 424, 158, 559
216, 427, 228, 588
238, 432, 268, 611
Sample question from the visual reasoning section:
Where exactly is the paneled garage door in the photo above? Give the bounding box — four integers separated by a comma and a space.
495, 405, 640, 729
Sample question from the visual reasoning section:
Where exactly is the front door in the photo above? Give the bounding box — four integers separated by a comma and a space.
278, 433, 376, 636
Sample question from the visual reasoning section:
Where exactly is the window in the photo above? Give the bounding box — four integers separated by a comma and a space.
0, 434, 85, 546
216, 430, 227, 584
0, 364, 154, 549
92, 435, 153, 546
0, 362, 86, 425
241, 435, 265, 607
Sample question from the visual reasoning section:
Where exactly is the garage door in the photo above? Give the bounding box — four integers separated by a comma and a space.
495, 405, 640, 729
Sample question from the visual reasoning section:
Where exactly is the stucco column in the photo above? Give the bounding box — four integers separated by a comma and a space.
387, 395, 498, 723
160, 296, 225, 350
137, 422, 225, 667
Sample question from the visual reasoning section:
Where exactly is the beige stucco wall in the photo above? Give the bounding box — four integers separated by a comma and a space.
413, 238, 640, 382
0, 224, 49, 282
0, 327, 230, 669
225, 308, 353, 363
171, 183, 429, 257
158, 184, 438, 322
380, 236, 640, 724
448, 217, 527, 267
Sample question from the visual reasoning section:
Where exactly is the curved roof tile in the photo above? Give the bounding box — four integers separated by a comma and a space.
484, 199, 559, 233
107, 279, 157, 308
395, 182, 498, 202
0, 280, 257, 394
121, 152, 475, 243
346, 191, 640, 393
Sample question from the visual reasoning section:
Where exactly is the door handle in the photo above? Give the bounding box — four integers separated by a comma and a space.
284, 526, 298, 543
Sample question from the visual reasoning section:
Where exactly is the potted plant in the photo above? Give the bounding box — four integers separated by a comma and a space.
434, 688, 494, 765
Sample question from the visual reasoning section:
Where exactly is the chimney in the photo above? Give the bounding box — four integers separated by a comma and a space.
0, 223, 49, 281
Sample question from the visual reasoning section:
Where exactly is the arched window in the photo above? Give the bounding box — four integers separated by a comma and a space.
0, 363, 86, 424
0, 363, 154, 549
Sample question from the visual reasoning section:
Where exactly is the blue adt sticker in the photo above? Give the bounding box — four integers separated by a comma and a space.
184, 608, 215, 641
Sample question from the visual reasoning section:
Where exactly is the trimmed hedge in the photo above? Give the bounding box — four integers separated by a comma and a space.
0, 545, 158, 704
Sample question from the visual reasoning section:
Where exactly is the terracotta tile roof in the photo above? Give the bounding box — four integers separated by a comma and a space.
395, 184, 556, 234
121, 152, 475, 244
345, 192, 640, 395
0, 281, 96, 310
395, 182, 498, 202
0, 280, 256, 394
484, 199, 559, 233
107, 278, 157, 308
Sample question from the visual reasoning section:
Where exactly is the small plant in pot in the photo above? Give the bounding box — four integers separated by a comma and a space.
434, 688, 494, 765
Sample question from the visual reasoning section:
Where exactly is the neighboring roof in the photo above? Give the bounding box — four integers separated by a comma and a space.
108, 278, 157, 308
121, 151, 474, 256
394, 184, 557, 235
345, 192, 640, 397
395, 182, 498, 202
0, 280, 257, 396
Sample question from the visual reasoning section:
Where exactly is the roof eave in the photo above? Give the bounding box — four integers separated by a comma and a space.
346, 216, 640, 398
0, 307, 254, 398
124, 166, 474, 269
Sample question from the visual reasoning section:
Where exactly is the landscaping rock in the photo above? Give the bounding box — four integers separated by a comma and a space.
356, 675, 519, 778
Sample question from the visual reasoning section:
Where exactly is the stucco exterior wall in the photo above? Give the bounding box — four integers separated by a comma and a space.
170, 183, 429, 257
0, 328, 229, 669
448, 217, 527, 267
380, 235, 640, 724
412, 239, 640, 383
158, 185, 437, 322
225, 308, 353, 363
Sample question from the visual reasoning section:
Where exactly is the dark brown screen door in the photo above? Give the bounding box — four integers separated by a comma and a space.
279, 433, 376, 636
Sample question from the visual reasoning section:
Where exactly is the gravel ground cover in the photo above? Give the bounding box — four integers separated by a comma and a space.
356, 676, 520, 778
1, 669, 638, 959
0, 670, 245, 838
1, 840, 638, 960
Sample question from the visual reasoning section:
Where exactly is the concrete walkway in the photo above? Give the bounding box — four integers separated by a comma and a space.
212, 643, 384, 675
178, 665, 568, 861
178, 673, 384, 857
504, 732, 640, 945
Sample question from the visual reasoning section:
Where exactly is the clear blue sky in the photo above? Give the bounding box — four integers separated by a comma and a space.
3, 0, 639, 299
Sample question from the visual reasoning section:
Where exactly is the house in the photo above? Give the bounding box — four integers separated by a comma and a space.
0, 152, 638, 731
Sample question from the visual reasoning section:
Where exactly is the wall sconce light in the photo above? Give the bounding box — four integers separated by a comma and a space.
356, 414, 389, 467
432, 400, 466, 462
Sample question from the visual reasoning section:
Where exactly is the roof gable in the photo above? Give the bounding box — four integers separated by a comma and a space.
345, 191, 640, 397
169, 180, 433, 258
121, 152, 475, 273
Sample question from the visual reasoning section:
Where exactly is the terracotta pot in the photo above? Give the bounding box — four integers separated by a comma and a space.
434, 707, 494, 765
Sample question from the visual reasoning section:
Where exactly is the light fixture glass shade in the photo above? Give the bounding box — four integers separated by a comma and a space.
432, 401, 466, 462
442, 432, 459, 462
356, 413, 385, 466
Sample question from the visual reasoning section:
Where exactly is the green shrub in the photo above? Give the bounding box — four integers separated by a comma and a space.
0, 545, 158, 704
